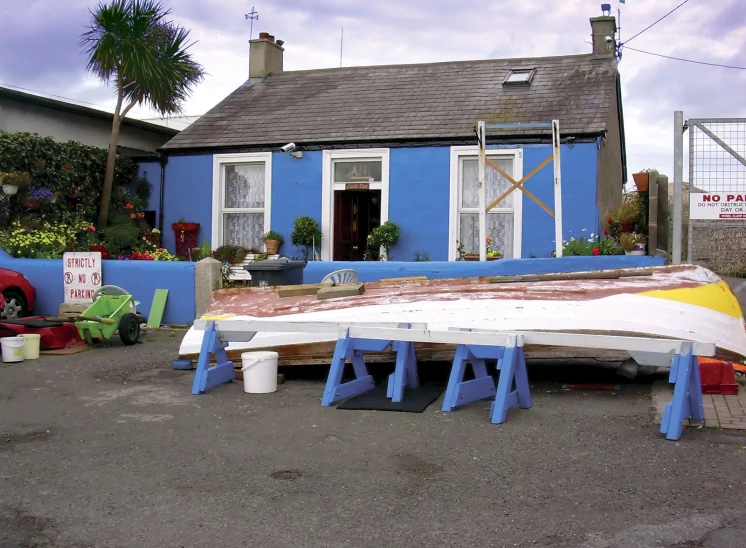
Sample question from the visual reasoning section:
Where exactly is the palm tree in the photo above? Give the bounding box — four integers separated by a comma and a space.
80, 0, 205, 228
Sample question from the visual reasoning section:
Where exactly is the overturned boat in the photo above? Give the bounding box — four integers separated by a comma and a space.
179, 264, 746, 366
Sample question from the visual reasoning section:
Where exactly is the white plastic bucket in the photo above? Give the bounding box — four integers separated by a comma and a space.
241, 351, 279, 393
21, 334, 41, 360
1, 336, 25, 363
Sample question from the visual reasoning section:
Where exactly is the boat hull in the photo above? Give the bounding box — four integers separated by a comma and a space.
179, 265, 746, 365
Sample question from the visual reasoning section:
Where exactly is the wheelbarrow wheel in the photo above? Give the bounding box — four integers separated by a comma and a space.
118, 313, 140, 346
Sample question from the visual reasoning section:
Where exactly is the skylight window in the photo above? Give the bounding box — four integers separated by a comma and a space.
504, 68, 536, 85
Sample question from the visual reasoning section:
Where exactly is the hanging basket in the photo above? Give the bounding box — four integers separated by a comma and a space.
172, 222, 200, 232
632, 172, 649, 192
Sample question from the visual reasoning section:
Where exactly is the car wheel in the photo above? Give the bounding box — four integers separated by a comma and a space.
118, 313, 140, 346
1, 290, 27, 320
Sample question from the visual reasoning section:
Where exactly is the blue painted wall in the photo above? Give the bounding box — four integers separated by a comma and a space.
302, 256, 665, 284
136, 161, 161, 214
0, 255, 196, 325
389, 147, 451, 261
161, 155, 213, 252
162, 142, 599, 261
270, 152, 323, 258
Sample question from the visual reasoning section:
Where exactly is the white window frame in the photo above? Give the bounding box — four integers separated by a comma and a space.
321, 148, 390, 261
448, 146, 523, 261
211, 152, 272, 249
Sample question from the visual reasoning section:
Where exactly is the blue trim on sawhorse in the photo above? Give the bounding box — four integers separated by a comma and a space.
191, 322, 236, 395
659, 345, 705, 440
442, 336, 531, 424
321, 330, 418, 406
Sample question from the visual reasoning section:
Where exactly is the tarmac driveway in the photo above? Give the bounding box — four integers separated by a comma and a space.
2, 330, 746, 548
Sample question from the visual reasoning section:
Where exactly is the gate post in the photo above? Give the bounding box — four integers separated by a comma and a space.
673, 111, 684, 264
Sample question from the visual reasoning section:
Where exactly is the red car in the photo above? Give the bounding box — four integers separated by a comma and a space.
0, 268, 36, 320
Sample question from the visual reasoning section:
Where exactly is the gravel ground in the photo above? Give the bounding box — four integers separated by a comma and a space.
1, 330, 746, 548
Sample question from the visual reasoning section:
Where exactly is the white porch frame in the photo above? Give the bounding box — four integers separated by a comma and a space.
211, 152, 273, 249
321, 148, 390, 261
448, 146, 523, 261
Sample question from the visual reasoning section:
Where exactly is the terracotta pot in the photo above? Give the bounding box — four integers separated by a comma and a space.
633, 172, 649, 193
264, 239, 280, 255
487, 256, 502, 261
463, 254, 479, 261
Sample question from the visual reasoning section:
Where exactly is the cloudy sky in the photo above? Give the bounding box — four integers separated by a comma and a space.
2, 0, 745, 186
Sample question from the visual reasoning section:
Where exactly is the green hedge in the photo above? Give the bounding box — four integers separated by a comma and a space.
0, 130, 139, 224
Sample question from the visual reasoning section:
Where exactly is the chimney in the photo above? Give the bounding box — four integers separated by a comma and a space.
590, 15, 617, 59
249, 32, 284, 79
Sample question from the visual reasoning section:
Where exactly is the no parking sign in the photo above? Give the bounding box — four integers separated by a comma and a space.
63, 252, 102, 303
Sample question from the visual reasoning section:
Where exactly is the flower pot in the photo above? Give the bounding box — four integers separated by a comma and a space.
463, 254, 479, 261
1, 184, 18, 196
172, 222, 200, 232
620, 221, 635, 233
633, 172, 649, 193
625, 250, 646, 256
264, 239, 280, 255
487, 256, 502, 261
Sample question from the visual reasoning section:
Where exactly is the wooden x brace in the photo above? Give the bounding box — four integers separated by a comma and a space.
485, 155, 554, 217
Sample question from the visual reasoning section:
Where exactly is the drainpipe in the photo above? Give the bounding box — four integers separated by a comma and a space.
158, 154, 168, 232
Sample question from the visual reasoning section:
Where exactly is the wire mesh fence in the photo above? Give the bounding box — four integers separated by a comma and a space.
688, 119, 746, 275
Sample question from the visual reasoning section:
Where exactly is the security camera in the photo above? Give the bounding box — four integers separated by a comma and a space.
605, 35, 614, 52
280, 143, 296, 153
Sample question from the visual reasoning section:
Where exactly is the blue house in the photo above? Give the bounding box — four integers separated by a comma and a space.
155, 14, 625, 262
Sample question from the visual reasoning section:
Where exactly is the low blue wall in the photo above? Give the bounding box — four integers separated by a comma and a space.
302, 256, 666, 283
0, 254, 196, 326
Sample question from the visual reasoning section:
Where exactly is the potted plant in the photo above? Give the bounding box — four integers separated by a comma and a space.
486, 237, 503, 261
606, 199, 640, 234
632, 169, 652, 192
0, 171, 30, 196
620, 232, 646, 256
291, 216, 322, 261
367, 221, 400, 261
262, 230, 284, 255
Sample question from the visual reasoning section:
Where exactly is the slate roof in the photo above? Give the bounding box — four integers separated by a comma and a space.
161, 53, 618, 151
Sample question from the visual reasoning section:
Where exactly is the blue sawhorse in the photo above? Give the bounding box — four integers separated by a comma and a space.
660, 344, 705, 440
442, 334, 532, 424
191, 322, 236, 395
321, 330, 418, 406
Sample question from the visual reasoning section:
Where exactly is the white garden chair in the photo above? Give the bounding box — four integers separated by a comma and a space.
320, 269, 359, 286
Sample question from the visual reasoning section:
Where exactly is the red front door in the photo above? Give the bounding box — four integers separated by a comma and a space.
333, 190, 381, 261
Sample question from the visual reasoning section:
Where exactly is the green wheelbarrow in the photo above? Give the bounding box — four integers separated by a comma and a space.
74, 285, 147, 346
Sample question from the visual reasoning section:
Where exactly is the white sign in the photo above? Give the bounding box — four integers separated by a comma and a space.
63, 252, 102, 303
690, 192, 746, 220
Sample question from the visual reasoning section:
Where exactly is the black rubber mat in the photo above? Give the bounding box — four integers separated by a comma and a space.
336, 383, 444, 413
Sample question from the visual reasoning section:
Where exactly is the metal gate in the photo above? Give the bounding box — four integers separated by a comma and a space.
685, 118, 746, 275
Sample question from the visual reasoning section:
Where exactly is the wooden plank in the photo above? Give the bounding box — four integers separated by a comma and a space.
146, 289, 169, 328
489, 269, 654, 284
486, 154, 553, 212
485, 156, 554, 217
277, 284, 322, 298
380, 276, 428, 282
317, 283, 365, 300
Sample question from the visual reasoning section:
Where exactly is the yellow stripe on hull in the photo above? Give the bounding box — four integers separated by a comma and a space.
639, 280, 743, 319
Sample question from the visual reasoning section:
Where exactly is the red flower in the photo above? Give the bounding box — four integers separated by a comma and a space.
137, 213, 144, 219
603, 229, 608, 236
607, 218, 613, 225
130, 251, 141, 260
125, 203, 134, 209
592, 248, 600, 256
130, 213, 136, 219
88, 225, 96, 232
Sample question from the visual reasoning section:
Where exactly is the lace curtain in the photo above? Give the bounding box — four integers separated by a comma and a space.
223, 214, 264, 249
461, 158, 514, 209
222, 163, 265, 248
225, 164, 265, 208
459, 157, 515, 256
